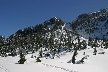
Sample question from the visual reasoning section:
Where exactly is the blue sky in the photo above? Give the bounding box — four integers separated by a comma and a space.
0, 0, 108, 38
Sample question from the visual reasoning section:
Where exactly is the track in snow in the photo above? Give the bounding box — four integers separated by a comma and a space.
0, 65, 10, 72
36, 62, 78, 72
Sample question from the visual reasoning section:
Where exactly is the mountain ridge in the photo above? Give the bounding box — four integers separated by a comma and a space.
0, 8, 108, 55
72, 8, 108, 39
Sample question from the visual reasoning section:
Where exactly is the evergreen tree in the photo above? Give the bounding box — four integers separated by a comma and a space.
83, 52, 85, 55
104, 41, 108, 49
93, 48, 97, 55
72, 55, 76, 64
72, 50, 78, 64
18, 50, 26, 64
39, 48, 43, 58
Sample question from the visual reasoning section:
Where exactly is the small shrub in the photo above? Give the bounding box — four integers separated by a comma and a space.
31, 55, 34, 58
80, 57, 85, 64
36, 57, 41, 62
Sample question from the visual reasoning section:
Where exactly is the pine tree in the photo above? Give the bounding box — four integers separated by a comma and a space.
72, 50, 78, 64
72, 55, 76, 64
93, 48, 97, 55
104, 41, 108, 49
83, 52, 85, 55
39, 48, 43, 58
18, 50, 26, 64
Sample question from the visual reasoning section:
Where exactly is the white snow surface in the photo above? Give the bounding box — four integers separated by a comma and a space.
0, 47, 108, 72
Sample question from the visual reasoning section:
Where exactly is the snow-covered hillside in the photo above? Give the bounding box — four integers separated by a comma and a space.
72, 8, 108, 39
0, 46, 108, 72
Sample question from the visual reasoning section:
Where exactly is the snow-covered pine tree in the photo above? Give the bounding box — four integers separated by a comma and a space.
18, 50, 26, 64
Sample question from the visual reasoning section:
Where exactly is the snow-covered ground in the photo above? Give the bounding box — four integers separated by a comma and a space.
0, 47, 108, 72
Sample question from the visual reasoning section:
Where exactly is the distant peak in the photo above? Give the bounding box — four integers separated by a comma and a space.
49, 16, 61, 22
52, 16, 59, 19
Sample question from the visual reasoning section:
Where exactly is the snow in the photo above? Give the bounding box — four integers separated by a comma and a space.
47, 24, 55, 29
65, 23, 72, 30
76, 17, 108, 39
0, 47, 108, 72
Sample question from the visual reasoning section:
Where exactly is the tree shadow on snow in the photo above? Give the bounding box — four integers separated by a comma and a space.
67, 59, 71, 63
75, 61, 81, 64
67, 60, 82, 64
15, 63, 19, 64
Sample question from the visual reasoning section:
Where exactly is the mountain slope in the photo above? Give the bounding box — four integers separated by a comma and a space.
3, 17, 80, 53
72, 8, 108, 39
